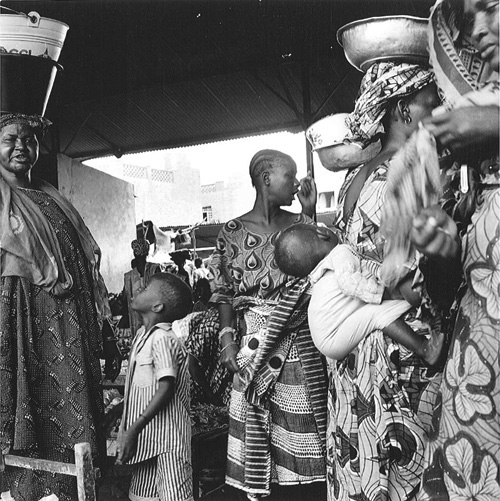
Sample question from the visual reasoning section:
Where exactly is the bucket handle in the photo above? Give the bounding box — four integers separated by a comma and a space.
0, 6, 40, 26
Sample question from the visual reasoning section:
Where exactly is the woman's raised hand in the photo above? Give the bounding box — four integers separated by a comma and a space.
410, 205, 460, 260
298, 170, 317, 217
422, 106, 500, 154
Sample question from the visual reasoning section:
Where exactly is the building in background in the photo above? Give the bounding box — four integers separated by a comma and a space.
86, 148, 256, 228
86, 132, 346, 231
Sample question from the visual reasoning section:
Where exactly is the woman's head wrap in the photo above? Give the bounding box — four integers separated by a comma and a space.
428, 0, 491, 107
0, 113, 52, 137
345, 61, 434, 147
131, 238, 150, 257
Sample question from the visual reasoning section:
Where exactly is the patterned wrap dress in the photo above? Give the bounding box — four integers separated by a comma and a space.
209, 214, 327, 496
327, 163, 443, 501
418, 166, 500, 500
0, 188, 104, 501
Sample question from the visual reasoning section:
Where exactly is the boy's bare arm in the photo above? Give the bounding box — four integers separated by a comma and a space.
116, 377, 175, 464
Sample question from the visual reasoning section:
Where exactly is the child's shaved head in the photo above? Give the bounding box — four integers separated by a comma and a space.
275, 224, 339, 278
148, 273, 192, 321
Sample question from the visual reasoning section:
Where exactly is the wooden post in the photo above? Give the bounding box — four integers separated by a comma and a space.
74, 442, 97, 501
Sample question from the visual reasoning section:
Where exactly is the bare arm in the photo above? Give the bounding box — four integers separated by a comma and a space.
410, 206, 463, 309
395, 272, 420, 308
410, 206, 460, 261
422, 106, 499, 156
116, 377, 174, 464
218, 302, 240, 374
297, 171, 317, 218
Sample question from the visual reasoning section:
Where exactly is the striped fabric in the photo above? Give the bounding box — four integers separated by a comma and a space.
129, 452, 194, 501
227, 279, 328, 495
209, 215, 327, 496
120, 323, 192, 465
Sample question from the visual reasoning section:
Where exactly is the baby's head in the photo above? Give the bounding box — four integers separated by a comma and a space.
131, 272, 192, 322
275, 224, 338, 278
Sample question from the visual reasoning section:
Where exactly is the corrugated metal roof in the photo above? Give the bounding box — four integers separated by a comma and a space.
2, 0, 434, 160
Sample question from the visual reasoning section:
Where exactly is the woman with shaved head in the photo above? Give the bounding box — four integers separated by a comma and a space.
209, 149, 328, 500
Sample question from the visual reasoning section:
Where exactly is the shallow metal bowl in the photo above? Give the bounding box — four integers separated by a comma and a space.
337, 16, 429, 72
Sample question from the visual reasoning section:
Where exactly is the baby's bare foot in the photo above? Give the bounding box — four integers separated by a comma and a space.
422, 331, 445, 366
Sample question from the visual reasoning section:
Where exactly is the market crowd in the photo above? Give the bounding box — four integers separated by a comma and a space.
0, 0, 498, 500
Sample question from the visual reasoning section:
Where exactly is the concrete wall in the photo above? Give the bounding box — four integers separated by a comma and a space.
89, 156, 202, 227
201, 176, 255, 224
57, 154, 136, 293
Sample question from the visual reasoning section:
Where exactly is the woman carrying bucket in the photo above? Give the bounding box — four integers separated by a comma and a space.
0, 9, 121, 501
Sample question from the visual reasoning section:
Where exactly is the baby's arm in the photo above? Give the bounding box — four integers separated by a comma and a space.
395, 272, 421, 307
116, 377, 174, 464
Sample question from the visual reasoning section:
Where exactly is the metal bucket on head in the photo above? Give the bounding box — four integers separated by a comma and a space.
0, 8, 68, 116
0, 8, 69, 61
337, 16, 429, 73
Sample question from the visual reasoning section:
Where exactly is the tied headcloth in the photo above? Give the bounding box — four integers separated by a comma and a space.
346, 62, 434, 148
131, 238, 150, 257
0, 113, 52, 137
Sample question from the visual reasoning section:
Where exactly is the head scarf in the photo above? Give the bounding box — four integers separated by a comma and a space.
0, 113, 52, 137
131, 238, 150, 257
345, 62, 434, 147
428, 0, 492, 107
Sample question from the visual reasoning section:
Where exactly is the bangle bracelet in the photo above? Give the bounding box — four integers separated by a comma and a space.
104, 337, 117, 342
220, 342, 238, 353
218, 326, 236, 342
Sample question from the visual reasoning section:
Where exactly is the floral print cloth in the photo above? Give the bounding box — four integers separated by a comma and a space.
328, 162, 443, 501
419, 167, 500, 501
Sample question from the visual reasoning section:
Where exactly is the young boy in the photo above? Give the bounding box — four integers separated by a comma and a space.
116, 273, 194, 501
274, 224, 444, 364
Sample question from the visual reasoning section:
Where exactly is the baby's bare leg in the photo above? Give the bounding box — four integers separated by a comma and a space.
383, 318, 444, 366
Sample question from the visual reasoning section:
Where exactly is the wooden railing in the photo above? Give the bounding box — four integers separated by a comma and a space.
0, 443, 100, 501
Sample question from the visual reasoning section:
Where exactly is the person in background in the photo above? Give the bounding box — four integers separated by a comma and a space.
411, 1, 500, 499
169, 249, 193, 287
192, 277, 212, 312
116, 273, 193, 501
0, 113, 121, 501
119, 238, 161, 340
191, 257, 210, 289
211, 149, 327, 500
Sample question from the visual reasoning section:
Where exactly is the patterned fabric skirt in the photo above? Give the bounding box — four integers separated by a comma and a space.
226, 303, 326, 496
327, 330, 442, 501
0, 190, 104, 501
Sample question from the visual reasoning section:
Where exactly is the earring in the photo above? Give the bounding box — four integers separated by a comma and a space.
404, 115, 412, 125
